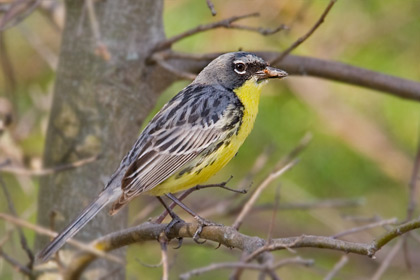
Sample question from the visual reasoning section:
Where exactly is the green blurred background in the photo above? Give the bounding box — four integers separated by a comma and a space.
1, 0, 420, 279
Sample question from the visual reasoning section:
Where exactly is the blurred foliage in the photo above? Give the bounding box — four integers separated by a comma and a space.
1, 0, 420, 279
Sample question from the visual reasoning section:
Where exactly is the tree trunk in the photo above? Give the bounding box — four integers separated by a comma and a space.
36, 0, 172, 277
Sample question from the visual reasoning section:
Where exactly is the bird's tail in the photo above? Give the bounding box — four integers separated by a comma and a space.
37, 188, 121, 263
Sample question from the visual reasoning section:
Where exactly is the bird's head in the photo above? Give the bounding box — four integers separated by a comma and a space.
194, 52, 287, 90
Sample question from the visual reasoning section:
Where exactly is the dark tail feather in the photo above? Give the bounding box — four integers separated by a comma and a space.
37, 188, 120, 262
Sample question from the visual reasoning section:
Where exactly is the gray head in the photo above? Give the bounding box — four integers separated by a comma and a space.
194, 52, 287, 90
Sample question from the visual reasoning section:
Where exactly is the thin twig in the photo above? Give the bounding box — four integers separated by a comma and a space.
159, 233, 169, 280
0, 0, 41, 31
401, 115, 420, 271
406, 124, 420, 220
0, 155, 98, 176
371, 238, 404, 280
228, 23, 288, 35
255, 197, 364, 212
179, 257, 313, 280
152, 13, 284, 53
0, 248, 33, 277
153, 13, 259, 52
205, 0, 216, 16
152, 52, 197, 80
270, 0, 337, 64
18, 24, 58, 70
232, 159, 298, 230
0, 176, 34, 268
324, 255, 348, 280
197, 145, 273, 219
267, 185, 281, 243
86, 0, 110, 60
154, 176, 242, 224
331, 218, 398, 239
0, 212, 123, 264
232, 133, 312, 230
0, 33, 16, 98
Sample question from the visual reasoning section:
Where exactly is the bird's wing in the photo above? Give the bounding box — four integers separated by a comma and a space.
110, 84, 243, 212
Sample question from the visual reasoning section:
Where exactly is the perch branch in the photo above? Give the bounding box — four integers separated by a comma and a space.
63, 217, 420, 279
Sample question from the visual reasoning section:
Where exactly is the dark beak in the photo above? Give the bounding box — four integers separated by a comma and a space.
256, 66, 288, 81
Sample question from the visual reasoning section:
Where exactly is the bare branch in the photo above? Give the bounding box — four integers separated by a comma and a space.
47, 216, 420, 278
227, 23, 288, 35
254, 197, 364, 212
154, 176, 242, 224
0, 33, 16, 97
232, 159, 297, 230
205, 0, 216, 16
0, 0, 41, 31
232, 132, 311, 230
371, 238, 403, 280
159, 233, 169, 280
85, 0, 111, 61
152, 13, 285, 53
179, 257, 313, 280
0, 248, 33, 277
324, 255, 348, 280
270, 0, 337, 64
0, 176, 34, 267
406, 126, 420, 220
151, 52, 196, 81
331, 217, 398, 239
165, 51, 420, 102
0, 213, 123, 264
0, 155, 98, 176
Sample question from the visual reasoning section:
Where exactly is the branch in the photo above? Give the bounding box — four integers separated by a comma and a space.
152, 13, 286, 53
324, 255, 348, 280
0, 213, 123, 264
0, 176, 34, 268
63, 217, 420, 279
0, 0, 41, 31
205, 0, 216, 16
232, 159, 297, 230
165, 51, 420, 102
0, 155, 98, 176
270, 0, 337, 64
179, 256, 313, 280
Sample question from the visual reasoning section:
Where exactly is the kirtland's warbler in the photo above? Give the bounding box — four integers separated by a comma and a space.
38, 52, 287, 262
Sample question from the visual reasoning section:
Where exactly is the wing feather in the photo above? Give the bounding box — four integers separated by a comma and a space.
111, 84, 244, 211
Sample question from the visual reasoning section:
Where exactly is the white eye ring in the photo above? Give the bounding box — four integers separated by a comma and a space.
234, 61, 247, 75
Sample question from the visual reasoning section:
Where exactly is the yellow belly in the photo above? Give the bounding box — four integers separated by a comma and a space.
146, 78, 264, 196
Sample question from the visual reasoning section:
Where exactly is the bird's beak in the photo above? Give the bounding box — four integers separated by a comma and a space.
256, 66, 288, 81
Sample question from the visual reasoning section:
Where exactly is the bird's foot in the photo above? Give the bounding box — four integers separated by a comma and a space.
192, 215, 221, 244
164, 213, 185, 249
164, 213, 185, 236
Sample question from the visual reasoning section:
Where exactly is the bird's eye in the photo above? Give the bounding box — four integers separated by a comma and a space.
234, 62, 247, 75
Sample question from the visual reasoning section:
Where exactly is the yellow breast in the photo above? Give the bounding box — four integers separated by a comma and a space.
147, 78, 265, 196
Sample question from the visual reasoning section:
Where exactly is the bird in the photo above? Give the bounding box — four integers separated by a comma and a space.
37, 51, 287, 262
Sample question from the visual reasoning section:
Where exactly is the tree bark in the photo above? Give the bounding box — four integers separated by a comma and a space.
36, 0, 172, 277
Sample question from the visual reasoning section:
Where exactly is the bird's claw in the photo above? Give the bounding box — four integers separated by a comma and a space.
163, 214, 186, 249
192, 215, 221, 244
164, 213, 185, 237
173, 237, 183, 249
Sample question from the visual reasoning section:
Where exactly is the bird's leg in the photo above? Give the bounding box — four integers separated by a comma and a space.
156, 196, 184, 247
165, 193, 220, 243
